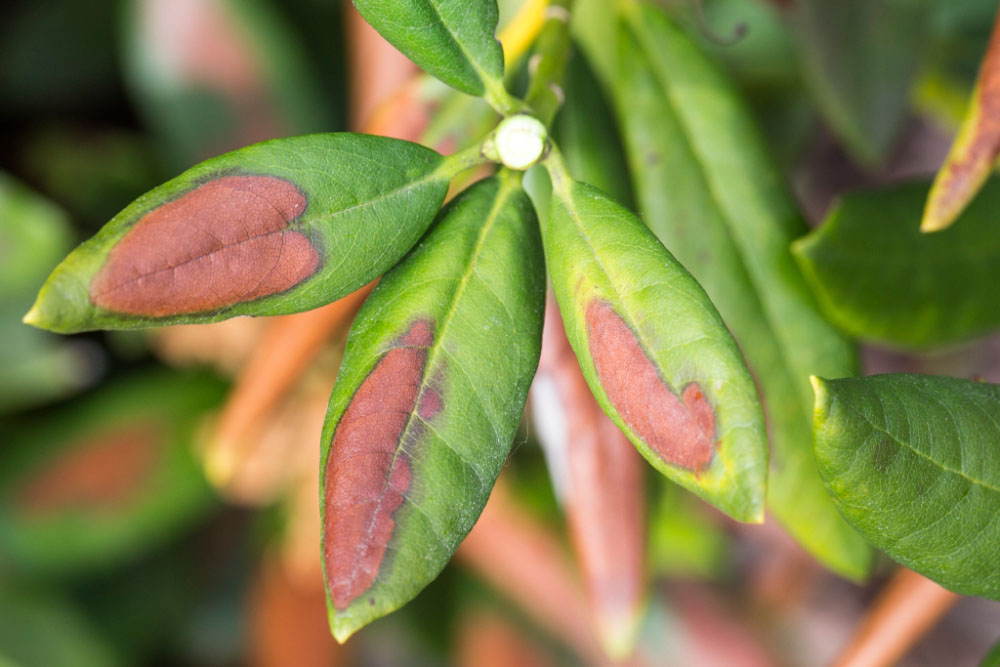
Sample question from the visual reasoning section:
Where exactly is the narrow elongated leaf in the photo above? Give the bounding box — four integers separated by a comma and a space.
542, 163, 767, 523
353, 0, 506, 100
320, 173, 544, 641
610, 2, 869, 577
793, 180, 1000, 348
923, 9, 1000, 232
532, 296, 645, 658
26, 133, 453, 333
813, 374, 1000, 599
555, 46, 632, 207
789, 0, 928, 165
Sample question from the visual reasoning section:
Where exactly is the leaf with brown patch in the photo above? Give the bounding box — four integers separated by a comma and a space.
923, 10, 1000, 232
542, 157, 767, 523
320, 173, 544, 641
26, 133, 465, 333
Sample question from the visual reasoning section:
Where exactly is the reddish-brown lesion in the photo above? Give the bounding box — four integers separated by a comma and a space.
323, 319, 439, 610
926, 12, 1000, 228
585, 299, 716, 472
15, 423, 162, 516
90, 175, 319, 317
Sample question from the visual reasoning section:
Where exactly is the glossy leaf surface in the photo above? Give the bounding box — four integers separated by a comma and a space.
793, 180, 1000, 349
543, 164, 767, 523
353, 0, 506, 100
26, 133, 451, 332
814, 374, 1000, 599
320, 173, 544, 641
0, 370, 224, 575
923, 10, 1000, 231
610, 2, 869, 577
789, 0, 928, 164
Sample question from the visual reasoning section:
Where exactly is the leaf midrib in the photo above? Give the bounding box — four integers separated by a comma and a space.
844, 401, 1000, 496
340, 177, 519, 600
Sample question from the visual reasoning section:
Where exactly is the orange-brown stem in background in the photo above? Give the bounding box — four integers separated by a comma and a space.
207, 282, 372, 486
534, 296, 645, 659
207, 14, 436, 477
833, 567, 960, 667
456, 479, 610, 665
248, 552, 346, 667
455, 607, 556, 667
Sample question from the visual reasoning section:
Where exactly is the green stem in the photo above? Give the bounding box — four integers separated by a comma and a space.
524, 0, 575, 127
436, 141, 493, 180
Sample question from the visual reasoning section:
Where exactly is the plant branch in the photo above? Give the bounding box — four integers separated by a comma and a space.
833, 567, 960, 667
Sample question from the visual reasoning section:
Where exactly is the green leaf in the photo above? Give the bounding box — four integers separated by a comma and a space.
353, 0, 507, 102
793, 180, 1000, 349
320, 173, 544, 641
813, 374, 1000, 599
0, 370, 224, 576
26, 133, 456, 333
0, 588, 121, 667
554, 46, 633, 207
609, 2, 869, 578
789, 0, 928, 165
542, 158, 767, 523
983, 638, 1000, 667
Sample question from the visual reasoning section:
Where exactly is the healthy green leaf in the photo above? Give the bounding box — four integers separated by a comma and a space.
26, 133, 457, 333
610, 1, 869, 578
813, 374, 1000, 599
320, 173, 544, 641
789, 0, 928, 165
353, 0, 507, 103
554, 46, 633, 207
793, 180, 1000, 349
0, 370, 224, 575
542, 157, 767, 523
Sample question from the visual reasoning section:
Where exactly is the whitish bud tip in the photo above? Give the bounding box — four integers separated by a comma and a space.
495, 115, 547, 170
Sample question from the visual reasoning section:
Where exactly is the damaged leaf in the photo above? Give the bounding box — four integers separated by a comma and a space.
609, 1, 869, 578
923, 9, 1000, 232
320, 173, 544, 641
813, 374, 1000, 600
542, 157, 767, 523
25, 133, 452, 333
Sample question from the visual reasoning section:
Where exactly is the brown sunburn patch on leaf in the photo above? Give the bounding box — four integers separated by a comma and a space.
90, 175, 318, 316
585, 300, 716, 471
15, 423, 162, 516
324, 319, 439, 610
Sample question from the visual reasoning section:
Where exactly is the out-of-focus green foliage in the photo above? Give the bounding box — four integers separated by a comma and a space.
0, 174, 90, 414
